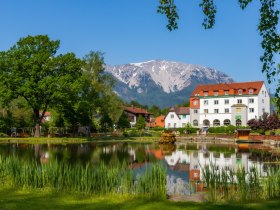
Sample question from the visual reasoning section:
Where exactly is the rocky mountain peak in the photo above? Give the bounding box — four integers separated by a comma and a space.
105, 60, 233, 107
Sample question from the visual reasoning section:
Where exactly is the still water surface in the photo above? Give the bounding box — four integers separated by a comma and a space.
0, 141, 279, 195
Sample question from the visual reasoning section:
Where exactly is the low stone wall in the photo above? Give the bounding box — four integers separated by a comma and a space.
249, 135, 280, 141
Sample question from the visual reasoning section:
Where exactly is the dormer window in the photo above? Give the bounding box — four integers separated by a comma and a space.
193, 100, 198, 105
224, 90, 229, 95
249, 89, 253, 94
238, 89, 242, 95
204, 91, 208, 96
214, 91, 218, 96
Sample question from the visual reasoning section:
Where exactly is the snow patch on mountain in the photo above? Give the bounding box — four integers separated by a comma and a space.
105, 60, 233, 94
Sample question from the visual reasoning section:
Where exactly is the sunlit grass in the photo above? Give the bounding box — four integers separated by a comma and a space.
0, 186, 279, 210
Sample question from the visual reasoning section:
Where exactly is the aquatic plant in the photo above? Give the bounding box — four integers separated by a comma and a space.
0, 155, 166, 198
201, 162, 280, 202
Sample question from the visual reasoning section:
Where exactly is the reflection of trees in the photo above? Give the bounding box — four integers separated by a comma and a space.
159, 144, 176, 156
116, 143, 130, 163
136, 147, 146, 163
90, 147, 101, 164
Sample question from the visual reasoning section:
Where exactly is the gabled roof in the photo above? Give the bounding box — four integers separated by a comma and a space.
191, 81, 264, 96
124, 106, 151, 115
169, 107, 190, 115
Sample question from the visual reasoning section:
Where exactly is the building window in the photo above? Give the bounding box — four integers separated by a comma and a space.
249, 89, 254, 94
168, 123, 171, 128
204, 100, 208, 105
182, 114, 186, 119
262, 108, 265, 113
193, 100, 198, 105
174, 123, 176, 128
182, 123, 186, 127
224, 119, 231, 126
214, 100, 219, 105
224, 90, 229, 95
249, 108, 254, 113
238, 89, 242, 95
214, 91, 218, 96
265, 91, 266, 97
170, 114, 174, 119
224, 99, 229, 104
262, 99, 264, 103
194, 109, 198, 114
213, 119, 220, 126
193, 120, 198, 126
204, 91, 208, 96
214, 109, 219, 113
236, 108, 241, 113
237, 99, 242, 104
203, 119, 210, 126
204, 109, 208, 114
249, 98, 254, 103
236, 119, 242, 127
225, 108, 229, 113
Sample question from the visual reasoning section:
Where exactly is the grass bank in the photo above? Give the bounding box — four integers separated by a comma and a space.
0, 186, 279, 210
0, 136, 160, 144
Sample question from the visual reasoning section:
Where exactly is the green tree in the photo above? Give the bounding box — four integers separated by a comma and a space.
129, 100, 148, 110
158, 0, 280, 100
117, 112, 130, 130
100, 113, 113, 132
148, 105, 161, 117
82, 51, 123, 128
135, 115, 146, 130
0, 35, 83, 137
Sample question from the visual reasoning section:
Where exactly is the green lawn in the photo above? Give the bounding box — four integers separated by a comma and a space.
0, 187, 279, 210
0, 136, 160, 144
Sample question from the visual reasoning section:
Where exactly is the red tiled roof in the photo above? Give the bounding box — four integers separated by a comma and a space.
124, 107, 151, 115
169, 107, 190, 115
191, 81, 264, 96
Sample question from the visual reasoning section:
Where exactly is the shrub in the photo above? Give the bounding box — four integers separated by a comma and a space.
208, 126, 236, 134
122, 131, 129, 137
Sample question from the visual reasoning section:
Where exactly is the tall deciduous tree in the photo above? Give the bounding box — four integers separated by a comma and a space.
0, 35, 83, 137
82, 51, 123, 126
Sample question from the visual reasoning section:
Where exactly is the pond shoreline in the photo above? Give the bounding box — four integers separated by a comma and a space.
1, 135, 280, 145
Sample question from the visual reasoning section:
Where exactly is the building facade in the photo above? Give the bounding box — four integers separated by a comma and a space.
164, 107, 190, 128
124, 107, 152, 128
189, 81, 270, 128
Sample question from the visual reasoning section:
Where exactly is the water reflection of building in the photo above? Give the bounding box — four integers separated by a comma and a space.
164, 148, 269, 181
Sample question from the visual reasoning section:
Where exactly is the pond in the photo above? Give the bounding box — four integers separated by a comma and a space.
0, 141, 279, 196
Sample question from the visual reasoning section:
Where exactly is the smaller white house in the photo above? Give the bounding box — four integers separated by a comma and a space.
165, 107, 190, 128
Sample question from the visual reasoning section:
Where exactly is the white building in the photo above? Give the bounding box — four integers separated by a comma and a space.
189, 81, 270, 128
164, 107, 190, 128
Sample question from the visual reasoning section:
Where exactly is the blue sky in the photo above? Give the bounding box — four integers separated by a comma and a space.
0, 0, 278, 92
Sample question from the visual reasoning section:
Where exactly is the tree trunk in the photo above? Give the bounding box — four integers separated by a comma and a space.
34, 109, 41, 137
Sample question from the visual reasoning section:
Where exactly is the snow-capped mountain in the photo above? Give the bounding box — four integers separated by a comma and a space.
105, 60, 233, 108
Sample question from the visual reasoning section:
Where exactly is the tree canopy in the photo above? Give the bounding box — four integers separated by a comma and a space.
0, 35, 83, 137
135, 115, 146, 130
158, 0, 280, 100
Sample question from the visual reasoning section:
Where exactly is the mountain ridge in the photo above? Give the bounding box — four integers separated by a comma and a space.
105, 60, 234, 108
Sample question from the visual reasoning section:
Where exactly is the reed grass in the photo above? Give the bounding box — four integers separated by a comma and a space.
201, 163, 280, 202
0, 155, 166, 198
